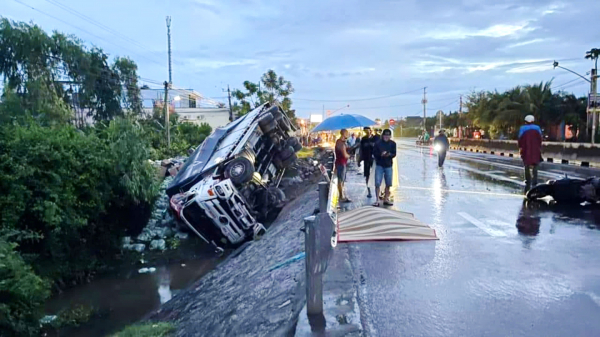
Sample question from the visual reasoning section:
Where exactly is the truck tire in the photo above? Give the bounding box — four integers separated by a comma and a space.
224, 157, 255, 185
281, 152, 297, 168
279, 116, 291, 132
278, 146, 295, 162
259, 113, 277, 134
286, 137, 302, 152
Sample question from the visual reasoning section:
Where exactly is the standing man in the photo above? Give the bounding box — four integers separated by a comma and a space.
518, 115, 542, 192
359, 127, 375, 198
433, 130, 450, 167
373, 129, 396, 206
335, 129, 352, 203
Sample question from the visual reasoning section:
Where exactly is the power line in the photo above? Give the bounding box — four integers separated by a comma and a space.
43, 0, 155, 52
293, 97, 458, 111
13, 0, 165, 68
293, 87, 425, 102
427, 99, 459, 111
552, 78, 584, 90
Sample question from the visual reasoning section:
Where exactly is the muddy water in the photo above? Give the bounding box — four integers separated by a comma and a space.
45, 250, 223, 337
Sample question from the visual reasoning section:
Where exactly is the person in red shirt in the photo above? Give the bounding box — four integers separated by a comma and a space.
518, 115, 542, 192
335, 129, 352, 203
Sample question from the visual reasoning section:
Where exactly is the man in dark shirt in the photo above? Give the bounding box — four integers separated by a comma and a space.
359, 127, 375, 198
373, 129, 396, 206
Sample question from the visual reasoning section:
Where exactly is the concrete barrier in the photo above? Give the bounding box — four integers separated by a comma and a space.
449, 138, 600, 167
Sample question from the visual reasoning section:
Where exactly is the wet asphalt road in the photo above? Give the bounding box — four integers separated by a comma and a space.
341, 139, 600, 337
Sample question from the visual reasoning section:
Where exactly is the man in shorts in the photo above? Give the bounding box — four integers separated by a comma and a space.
373, 129, 396, 206
335, 129, 352, 203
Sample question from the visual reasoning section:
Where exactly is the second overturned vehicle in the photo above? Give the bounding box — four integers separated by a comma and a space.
166, 103, 302, 252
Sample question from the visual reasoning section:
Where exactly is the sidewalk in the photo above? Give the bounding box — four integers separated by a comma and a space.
294, 160, 383, 336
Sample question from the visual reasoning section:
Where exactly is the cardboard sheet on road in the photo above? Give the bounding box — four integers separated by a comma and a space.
337, 206, 438, 242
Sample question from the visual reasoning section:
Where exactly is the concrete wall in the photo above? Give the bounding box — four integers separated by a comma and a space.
449, 138, 600, 166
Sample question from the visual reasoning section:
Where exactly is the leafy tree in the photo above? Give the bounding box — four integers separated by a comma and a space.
113, 57, 143, 115
231, 69, 296, 120
585, 47, 600, 71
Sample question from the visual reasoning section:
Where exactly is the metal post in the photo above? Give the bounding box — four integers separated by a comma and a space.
163, 81, 170, 148
227, 85, 233, 122
318, 182, 329, 213
166, 16, 172, 84
592, 69, 598, 144
422, 87, 428, 134
304, 182, 334, 316
304, 215, 323, 315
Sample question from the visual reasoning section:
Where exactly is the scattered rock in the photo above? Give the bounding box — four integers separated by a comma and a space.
137, 230, 153, 242
139, 267, 157, 274
150, 239, 166, 251
122, 236, 131, 246
129, 243, 146, 253
40, 315, 57, 325
174, 231, 189, 240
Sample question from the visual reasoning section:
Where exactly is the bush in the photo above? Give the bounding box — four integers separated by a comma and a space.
0, 119, 158, 285
0, 238, 50, 337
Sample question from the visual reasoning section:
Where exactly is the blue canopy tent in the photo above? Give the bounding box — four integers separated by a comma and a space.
311, 114, 377, 132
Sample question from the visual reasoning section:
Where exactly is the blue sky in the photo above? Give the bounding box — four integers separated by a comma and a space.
4, 0, 600, 120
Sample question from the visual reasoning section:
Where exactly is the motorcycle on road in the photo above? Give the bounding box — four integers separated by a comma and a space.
527, 176, 600, 204
433, 143, 447, 167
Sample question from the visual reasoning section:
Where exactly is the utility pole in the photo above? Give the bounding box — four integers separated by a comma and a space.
166, 16, 172, 84
459, 94, 463, 138
227, 85, 233, 122
592, 69, 598, 144
421, 87, 427, 133
163, 81, 170, 148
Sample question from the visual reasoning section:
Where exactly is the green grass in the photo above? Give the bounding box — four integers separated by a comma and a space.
297, 147, 314, 159
112, 322, 175, 337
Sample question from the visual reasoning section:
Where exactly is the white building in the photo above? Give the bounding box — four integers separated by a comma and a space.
141, 88, 231, 129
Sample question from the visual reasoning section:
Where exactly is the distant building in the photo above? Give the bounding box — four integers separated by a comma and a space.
404, 116, 423, 128
141, 89, 230, 129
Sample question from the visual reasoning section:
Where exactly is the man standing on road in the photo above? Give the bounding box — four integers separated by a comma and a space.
373, 129, 396, 206
359, 127, 375, 198
433, 130, 450, 167
518, 115, 542, 192
335, 129, 352, 203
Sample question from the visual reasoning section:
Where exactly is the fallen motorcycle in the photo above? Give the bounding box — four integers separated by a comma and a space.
526, 176, 600, 204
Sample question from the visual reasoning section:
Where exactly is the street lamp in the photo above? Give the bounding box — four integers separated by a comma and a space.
553, 61, 591, 83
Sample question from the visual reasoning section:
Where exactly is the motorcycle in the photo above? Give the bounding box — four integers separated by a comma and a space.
433, 143, 447, 167
526, 176, 600, 204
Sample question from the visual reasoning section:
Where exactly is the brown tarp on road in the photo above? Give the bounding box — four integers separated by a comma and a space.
337, 206, 438, 242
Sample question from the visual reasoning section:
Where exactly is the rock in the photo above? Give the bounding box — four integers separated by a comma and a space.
150, 227, 168, 239
139, 267, 157, 274
150, 239, 166, 251
121, 236, 131, 246
175, 231, 189, 240
129, 243, 146, 252
40, 315, 57, 325
137, 230, 153, 242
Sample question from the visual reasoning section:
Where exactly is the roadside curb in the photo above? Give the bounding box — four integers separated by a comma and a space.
449, 146, 600, 168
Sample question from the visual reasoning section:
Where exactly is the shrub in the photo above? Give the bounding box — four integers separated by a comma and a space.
0, 238, 50, 337
112, 322, 175, 337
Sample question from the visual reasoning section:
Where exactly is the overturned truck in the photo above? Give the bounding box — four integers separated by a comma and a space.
166, 103, 301, 252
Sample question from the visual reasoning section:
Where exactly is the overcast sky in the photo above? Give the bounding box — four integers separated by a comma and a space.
4, 0, 600, 120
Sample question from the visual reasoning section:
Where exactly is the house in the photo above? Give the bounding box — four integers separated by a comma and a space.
141, 88, 231, 129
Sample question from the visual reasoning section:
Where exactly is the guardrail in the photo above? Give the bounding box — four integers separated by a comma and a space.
449, 138, 600, 168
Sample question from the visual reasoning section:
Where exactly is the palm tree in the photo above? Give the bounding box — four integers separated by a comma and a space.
585, 48, 600, 72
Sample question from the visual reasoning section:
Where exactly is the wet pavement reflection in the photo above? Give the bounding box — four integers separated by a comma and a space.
341, 139, 600, 337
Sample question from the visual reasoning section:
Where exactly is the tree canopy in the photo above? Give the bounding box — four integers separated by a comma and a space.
231, 69, 296, 120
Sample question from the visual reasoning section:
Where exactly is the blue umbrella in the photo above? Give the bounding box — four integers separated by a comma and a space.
311, 114, 377, 132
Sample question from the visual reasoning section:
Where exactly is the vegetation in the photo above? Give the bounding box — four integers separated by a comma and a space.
231, 69, 296, 120
0, 18, 211, 336
112, 322, 175, 337
296, 147, 314, 159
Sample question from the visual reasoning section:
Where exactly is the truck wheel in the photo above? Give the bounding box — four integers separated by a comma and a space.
281, 152, 297, 168
279, 116, 291, 132
224, 157, 255, 185
259, 113, 277, 134
287, 137, 302, 152
278, 146, 295, 161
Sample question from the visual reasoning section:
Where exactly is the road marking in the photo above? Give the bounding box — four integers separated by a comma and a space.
396, 185, 524, 198
457, 212, 508, 237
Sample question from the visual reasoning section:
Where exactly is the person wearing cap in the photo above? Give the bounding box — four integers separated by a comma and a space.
518, 115, 542, 192
372, 129, 396, 206
335, 129, 352, 203
359, 127, 375, 197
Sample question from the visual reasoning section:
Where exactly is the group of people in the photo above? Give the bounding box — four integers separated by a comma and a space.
334, 127, 396, 207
